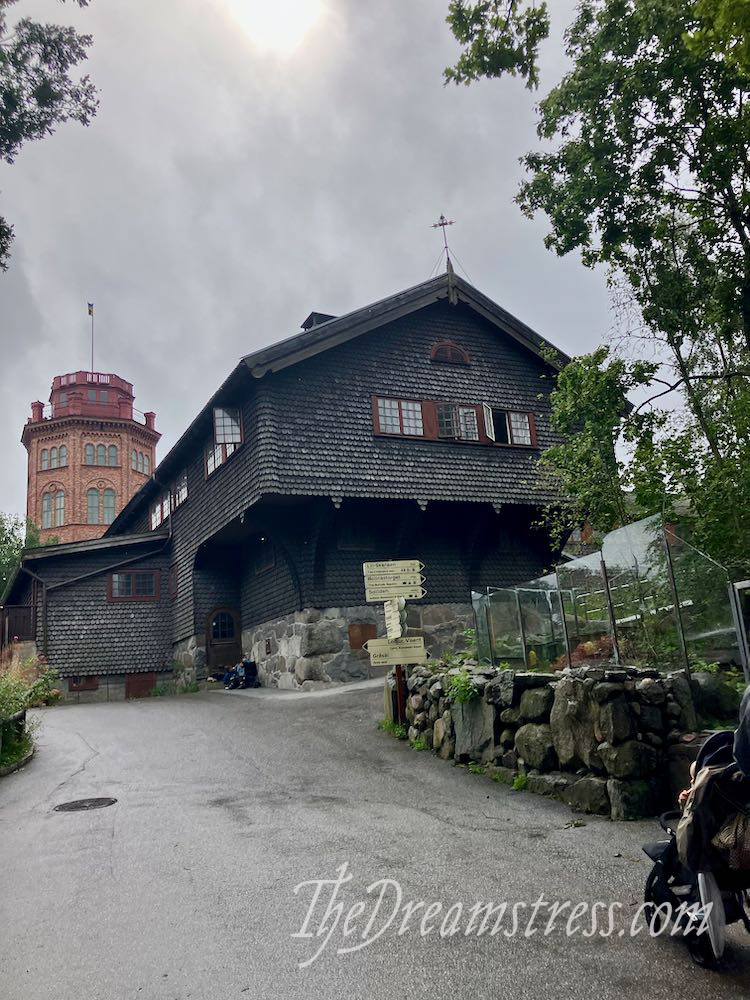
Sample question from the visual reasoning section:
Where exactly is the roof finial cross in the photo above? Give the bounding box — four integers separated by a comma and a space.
431, 214, 455, 270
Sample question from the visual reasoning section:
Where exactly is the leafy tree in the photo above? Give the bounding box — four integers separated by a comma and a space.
0, 515, 56, 598
445, 0, 750, 573
539, 348, 659, 546
0, 0, 97, 270
687, 0, 750, 75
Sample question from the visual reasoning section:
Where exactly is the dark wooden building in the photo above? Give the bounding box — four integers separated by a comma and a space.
2, 272, 569, 699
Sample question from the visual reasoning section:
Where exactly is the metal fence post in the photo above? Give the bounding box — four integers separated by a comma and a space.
555, 569, 572, 669
600, 555, 621, 666
514, 589, 528, 669
728, 582, 750, 684
661, 525, 691, 679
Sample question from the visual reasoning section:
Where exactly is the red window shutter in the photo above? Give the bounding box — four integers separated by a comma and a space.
528, 412, 538, 447
371, 396, 381, 434
421, 400, 439, 440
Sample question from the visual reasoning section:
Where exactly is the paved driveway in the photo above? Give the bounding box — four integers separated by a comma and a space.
1, 686, 749, 1000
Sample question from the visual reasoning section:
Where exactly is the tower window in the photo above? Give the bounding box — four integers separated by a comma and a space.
430, 340, 471, 365
144, 454, 150, 475
42, 492, 52, 529
96, 444, 106, 466
87, 488, 100, 525
108, 445, 118, 466
59, 445, 68, 466
132, 449, 138, 470
50, 447, 59, 469
103, 489, 116, 525
85, 444, 95, 465
40, 449, 49, 471
55, 490, 65, 527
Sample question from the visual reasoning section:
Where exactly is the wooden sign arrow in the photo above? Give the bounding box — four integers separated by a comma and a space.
365, 585, 427, 602
363, 560, 424, 575
364, 572, 425, 587
364, 636, 428, 665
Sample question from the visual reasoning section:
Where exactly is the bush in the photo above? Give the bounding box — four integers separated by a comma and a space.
448, 669, 479, 704
0, 657, 59, 720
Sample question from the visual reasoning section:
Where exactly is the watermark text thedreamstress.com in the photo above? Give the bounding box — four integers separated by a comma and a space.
290, 863, 711, 968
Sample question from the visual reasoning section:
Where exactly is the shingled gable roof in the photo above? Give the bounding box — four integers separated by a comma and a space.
242, 271, 570, 378
107, 272, 569, 534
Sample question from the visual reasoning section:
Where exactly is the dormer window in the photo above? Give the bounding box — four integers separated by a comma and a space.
430, 340, 470, 365
214, 407, 242, 445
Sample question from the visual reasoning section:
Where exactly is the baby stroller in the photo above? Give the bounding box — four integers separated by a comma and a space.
642, 730, 750, 968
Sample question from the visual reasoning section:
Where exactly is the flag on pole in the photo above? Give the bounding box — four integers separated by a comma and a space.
87, 302, 94, 316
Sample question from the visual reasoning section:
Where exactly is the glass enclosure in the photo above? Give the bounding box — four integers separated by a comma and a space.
473, 514, 749, 678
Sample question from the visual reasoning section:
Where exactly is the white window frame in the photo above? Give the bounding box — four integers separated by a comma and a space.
213, 407, 242, 445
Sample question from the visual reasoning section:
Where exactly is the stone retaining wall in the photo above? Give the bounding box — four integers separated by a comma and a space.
386, 662, 713, 820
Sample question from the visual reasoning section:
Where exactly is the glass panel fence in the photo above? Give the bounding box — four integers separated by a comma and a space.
516, 573, 567, 670
471, 591, 492, 665
556, 552, 615, 663
486, 588, 525, 667
665, 525, 740, 667
601, 515, 682, 670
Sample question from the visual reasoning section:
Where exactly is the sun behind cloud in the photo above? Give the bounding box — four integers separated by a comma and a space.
225, 0, 325, 55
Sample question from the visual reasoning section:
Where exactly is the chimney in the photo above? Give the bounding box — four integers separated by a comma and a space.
30, 401, 44, 422
144, 411, 156, 431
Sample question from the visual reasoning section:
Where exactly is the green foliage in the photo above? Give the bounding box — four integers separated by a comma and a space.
445, 1, 750, 575
0, 1, 98, 270
0, 659, 59, 721
0, 515, 58, 598
0, 728, 33, 769
377, 718, 408, 740
445, 1, 550, 89
511, 772, 528, 791
468, 761, 486, 774
447, 669, 479, 704
686, 0, 750, 75
178, 680, 201, 694
410, 736, 429, 751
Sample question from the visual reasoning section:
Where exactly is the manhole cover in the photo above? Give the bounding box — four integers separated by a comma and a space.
53, 797, 117, 812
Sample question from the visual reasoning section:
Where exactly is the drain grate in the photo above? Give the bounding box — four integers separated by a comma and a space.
53, 797, 117, 813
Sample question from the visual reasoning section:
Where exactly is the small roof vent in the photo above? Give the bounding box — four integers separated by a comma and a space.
301, 311, 336, 331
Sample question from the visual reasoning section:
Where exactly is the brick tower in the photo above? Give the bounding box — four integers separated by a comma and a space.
22, 371, 160, 544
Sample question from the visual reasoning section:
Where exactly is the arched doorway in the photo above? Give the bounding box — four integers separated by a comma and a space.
206, 607, 242, 674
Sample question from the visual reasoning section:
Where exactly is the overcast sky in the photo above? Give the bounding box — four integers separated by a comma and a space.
0, 0, 611, 519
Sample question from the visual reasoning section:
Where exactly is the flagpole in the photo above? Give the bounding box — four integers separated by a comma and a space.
88, 302, 95, 372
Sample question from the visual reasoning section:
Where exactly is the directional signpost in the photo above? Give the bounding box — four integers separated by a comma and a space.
363, 636, 428, 666
363, 560, 427, 724
383, 598, 405, 640
363, 560, 426, 603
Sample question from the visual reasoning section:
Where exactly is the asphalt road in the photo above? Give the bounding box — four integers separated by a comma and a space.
1, 684, 749, 1000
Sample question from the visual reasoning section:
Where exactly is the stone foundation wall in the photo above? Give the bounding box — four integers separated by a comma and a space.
239, 602, 475, 691
173, 635, 205, 683
386, 662, 709, 820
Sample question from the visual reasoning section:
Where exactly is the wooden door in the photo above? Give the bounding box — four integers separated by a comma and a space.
206, 608, 242, 673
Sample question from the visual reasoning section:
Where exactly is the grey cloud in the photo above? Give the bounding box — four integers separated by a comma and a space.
0, 0, 610, 517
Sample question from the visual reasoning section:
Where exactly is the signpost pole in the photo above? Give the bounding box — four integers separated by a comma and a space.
395, 664, 407, 725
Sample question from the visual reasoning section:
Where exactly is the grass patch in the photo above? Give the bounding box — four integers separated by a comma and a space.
377, 719, 408, 740
511, 772, 528, 792
410, 737, 429, 751
468, 762, 486, 775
